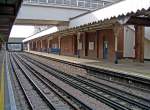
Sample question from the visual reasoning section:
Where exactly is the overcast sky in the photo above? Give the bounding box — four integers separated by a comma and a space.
10, 25, 35, 38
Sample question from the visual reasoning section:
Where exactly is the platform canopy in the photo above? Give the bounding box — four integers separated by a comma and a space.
0, 0, 22, 41
23, 0, 150, 43
70, 0, 150, 27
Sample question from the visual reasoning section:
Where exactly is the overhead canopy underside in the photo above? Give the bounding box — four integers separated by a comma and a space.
0, 0, 22, 41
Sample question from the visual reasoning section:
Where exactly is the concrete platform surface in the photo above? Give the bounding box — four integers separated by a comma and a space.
25, 51, 150, 80
0, 51, 17, 110
0, 50, 4, 81
0, 50, 5, 110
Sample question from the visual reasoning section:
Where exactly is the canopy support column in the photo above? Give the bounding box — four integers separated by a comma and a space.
134, 25, 144, 63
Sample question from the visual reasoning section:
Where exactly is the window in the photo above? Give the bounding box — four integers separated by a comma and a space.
39, 0, 47, 3
31, 0, 38, 3
85, 0, 90, 2
91, 3, 98, 8
85, 2, 91, 8
48, 0, 55, 3
23, 0, 110, 9
63, 0, 70, 5
24, 0, 38, 3
98, 2, 103, 8
71, 0, 77, 6
56, 0, 63, 4
78, 1, 85, 7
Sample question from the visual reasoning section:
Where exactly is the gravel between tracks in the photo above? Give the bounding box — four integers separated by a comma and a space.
21, 53, 114, 110
8, 54, 30, 110
22, 53, 150, 100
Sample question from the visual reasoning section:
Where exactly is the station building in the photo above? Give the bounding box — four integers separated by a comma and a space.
23, 0, 150, 63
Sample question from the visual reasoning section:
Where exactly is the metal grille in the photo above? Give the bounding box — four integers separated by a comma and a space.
23, 0, 114, 9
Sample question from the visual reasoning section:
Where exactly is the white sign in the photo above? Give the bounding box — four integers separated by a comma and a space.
78, 42, 82, 50
89, 42, 94, 50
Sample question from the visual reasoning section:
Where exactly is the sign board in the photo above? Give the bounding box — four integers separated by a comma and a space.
78, 42, 82, 50
89, 42, 94, 50
52, 43, 58, 48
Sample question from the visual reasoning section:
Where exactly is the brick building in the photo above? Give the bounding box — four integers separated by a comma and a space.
23, 0, 150, 63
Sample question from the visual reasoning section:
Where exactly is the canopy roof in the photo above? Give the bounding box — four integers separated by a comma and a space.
23, 0, 150, 42
0, 0, 22, 41
23, 26, 58, 42
70, 0, 150, 27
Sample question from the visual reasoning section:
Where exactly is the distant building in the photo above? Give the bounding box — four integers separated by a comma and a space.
8, 37, 25, 43
7, 37, 25, 51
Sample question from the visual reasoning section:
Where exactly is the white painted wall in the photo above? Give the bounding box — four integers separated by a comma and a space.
145, 27, 150, 41
144, 27, 150, 60
123, 26, 135, 58
144, 39, 150, 59
124, 26, 150, 59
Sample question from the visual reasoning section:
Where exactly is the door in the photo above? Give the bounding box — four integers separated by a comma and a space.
103, 37, 109, 60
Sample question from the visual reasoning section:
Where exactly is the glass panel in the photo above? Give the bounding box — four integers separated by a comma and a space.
30, 0, 38, 3
56, 0, 63, 4
85, 0, 90, 2
78, 0, 84, 1
23, 0, 113, 9
78, 1, 84, 7
63, 0, 70, 5
39, 0, 47, 3
98, 2, 103, 7
91, 3, 98, 8
85, 2, 90, 8
48, 0, 55, 3
71, 0, 77, 6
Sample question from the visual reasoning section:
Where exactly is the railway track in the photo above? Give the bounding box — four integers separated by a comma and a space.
8, 53, 31, 110
24, 52, 150, 92
14, 52, 150, 110
10, 53, 93, 110
10, 54, 54, 110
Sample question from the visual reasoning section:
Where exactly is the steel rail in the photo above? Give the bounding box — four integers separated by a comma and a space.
9, 53, 34, 110
77, 75, 150, 106
14, 53, 93, 110
22, 52, 150, 91
17, 53, 142, 110
19, 53, 150, 110
11, 54, 56, 110
21, 53, 150, 92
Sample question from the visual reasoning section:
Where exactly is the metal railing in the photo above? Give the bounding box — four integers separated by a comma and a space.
23, 0, 110, 9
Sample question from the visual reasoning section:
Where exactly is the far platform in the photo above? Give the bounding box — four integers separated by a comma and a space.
25, 50, 150, 80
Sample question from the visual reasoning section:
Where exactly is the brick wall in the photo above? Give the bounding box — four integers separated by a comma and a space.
86, 31, 98, 59
60, 35, 75, 56
98, 29, 115, 62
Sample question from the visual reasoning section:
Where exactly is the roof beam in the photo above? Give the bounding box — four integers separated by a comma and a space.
0, 28, 9, 32
127, 16, 150, 26
0, 4, 15, 16
0, 24, 9, 27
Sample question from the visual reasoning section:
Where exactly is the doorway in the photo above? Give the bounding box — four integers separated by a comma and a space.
103, 37, 109, 60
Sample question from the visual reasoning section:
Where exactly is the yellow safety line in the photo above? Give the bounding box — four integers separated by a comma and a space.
0, 64, 4, 110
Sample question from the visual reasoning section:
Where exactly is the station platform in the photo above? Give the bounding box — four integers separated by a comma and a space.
0, 50, 5, 110
0, 51, 17, 110
25, 50, 150, 80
